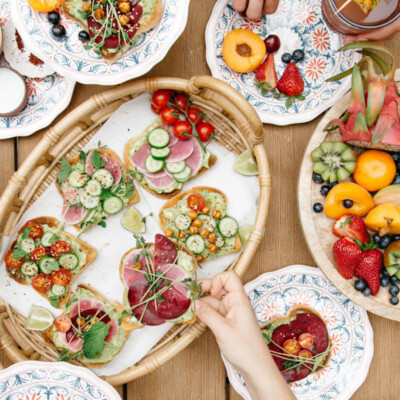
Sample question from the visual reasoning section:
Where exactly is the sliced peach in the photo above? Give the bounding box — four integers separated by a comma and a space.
365, 204, 400, 235
324, 182, 374, 219
222, 29, 266, 73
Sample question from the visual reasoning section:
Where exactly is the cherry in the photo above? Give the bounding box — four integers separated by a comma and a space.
264, 35, 280, 53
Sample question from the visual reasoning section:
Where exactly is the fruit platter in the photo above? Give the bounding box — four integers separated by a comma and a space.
298, 42, 400, 321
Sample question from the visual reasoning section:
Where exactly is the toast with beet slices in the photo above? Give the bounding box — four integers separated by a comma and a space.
4, 217, 96, 309
62, 0, 163, 64
119, 234, 200, 330
124, 118, 217, 199
43, 284, 130, 366
55, 147, 139, 234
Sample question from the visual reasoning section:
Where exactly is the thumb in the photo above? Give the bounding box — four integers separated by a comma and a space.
196, 299, 230, 338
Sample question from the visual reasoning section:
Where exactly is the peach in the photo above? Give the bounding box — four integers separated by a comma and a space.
365, 204, 400, 235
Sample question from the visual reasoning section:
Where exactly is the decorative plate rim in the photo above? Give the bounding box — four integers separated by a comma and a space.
10, 0, 190, 85
205, 0, 360, 126
222, 265, 374, 400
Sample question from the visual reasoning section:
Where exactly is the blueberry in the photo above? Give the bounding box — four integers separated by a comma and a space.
396, 162, 400, 172
372, 233, 381, 246
392, 174, 400, 184
281, 53, 292, 63
379, 234, 392, 249
312, 173, 324, 184
382, 268, 389, 277
47, 11, 60, 25
392, 234, 400, 242
392, 152, 400, 162
389, 285, 400, 296
292, 49, 305, 62
78, 30, 90, 42
354, 279, 367, 292
363, 287, 371, 296
390, 275, 400, 285
320, 185, 330, 196
327, 182, 338, 189
380, 277, 389, 287
51, 24, 66, 38
391, 296, 399, 305
313, 203, 323, 213
343, 199, 354, 209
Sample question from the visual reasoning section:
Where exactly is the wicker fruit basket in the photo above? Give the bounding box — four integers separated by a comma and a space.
0, 76, 270, 384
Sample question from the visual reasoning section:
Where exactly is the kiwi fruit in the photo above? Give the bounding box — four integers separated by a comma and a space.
311, 141, 356, 183
384, 241, 400, 279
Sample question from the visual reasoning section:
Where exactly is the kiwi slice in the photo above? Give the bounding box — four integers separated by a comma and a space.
384, 243, 400, 276
311, 141, 356, 183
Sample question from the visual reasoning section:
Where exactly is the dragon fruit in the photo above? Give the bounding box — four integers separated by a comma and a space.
326, 42, 400, 150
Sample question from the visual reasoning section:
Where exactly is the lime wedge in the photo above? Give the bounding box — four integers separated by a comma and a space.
121, 207, 146, 233
25, 306, 54, 331
239, 225, 266, 246
234, 149, 259, 176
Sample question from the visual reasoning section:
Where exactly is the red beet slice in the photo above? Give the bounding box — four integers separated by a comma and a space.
154, 234, 177, 267
153, 283, 191, 320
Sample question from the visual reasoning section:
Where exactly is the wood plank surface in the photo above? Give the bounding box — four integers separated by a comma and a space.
1, 0, 400, 398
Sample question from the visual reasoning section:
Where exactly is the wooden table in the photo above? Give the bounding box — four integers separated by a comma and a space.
1, 1, 399, 398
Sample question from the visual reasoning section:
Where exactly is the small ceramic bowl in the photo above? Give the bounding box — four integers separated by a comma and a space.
0, 26, 3, 56
0, 66, 28, 117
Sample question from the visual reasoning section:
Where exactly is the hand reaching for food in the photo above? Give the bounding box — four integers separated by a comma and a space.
196, 271, 294, 400
344, 18, 400, 44
232, 0, 280, 20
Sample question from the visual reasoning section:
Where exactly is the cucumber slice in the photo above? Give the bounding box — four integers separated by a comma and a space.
185, 234, 205, 255
21, 261, 39, 277
215, 236, 225, 248
147, 128, 170, 148
41, 232, 59, 247
39, 256, 59, 274
93, 168, 114, 189
151, 147, 171, 160
68, 170, 89, 188
51, 284, 67, 297
85, 179, 102, 196
175, 214, 191, 230
103, 196, 124, 215
173, 166, 191, 183
199, 215, 216, 232
145, 156, 165, 173
21, 238, 35, 253
166, 161, 186, 174
79, 192, 100, 209
59, 253, 79, 271
217, 216, 239, 238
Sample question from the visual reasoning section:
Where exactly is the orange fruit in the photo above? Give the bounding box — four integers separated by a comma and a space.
28, 0, 64, 12
353, 150, 396, 192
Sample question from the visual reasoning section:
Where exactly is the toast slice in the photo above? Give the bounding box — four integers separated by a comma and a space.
5, 217, 96, 309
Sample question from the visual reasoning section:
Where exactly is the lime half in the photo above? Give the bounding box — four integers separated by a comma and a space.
234, 150, 259, 176
121, 207, 146, 233
239, 225, 266, 246
25, 306, 54, 331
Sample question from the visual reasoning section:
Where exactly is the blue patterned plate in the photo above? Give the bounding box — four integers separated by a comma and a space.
0, 0, 75, 140
0, 360, 121, 399
206, 0, 361, 125
10, 0, 189, 85
222, 265, 373, 400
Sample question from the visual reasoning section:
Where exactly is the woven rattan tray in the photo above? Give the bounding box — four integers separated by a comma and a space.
0, 76, 270, 384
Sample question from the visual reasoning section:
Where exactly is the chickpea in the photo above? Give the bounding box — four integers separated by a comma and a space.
165, 229, 174, 238
200, 229, 210, 239
208, 233, 216, 243
119, 2, 130, 13
212, 210, 222, 219
175, 231, 186, 239
193, 218, 203, 228
94, 8, 105, 19
188, 210, 198, 220
119, 14, 130, 26
202, 206, 210, 214
83, 325, 90, 332
76, 317, 85, 326
81, 3, 91, 12
189, 226, 198, 235
196, 255, 205, 263
133, 261, 142, 270
208, 244, 218, 253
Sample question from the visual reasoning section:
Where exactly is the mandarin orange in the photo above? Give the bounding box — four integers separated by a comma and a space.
28, 0, 64, 12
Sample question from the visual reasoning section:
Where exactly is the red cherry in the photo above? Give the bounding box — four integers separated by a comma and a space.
264, 35, 281, 53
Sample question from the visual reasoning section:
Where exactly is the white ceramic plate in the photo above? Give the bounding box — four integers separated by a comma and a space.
222, 265, 373, 400
0, 360, 121, 399
11, 0, 190, 85
206, 0, 360, 125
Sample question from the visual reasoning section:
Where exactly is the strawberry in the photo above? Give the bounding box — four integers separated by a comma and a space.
333, 213, 370, 244
276, 62, 305, 108
255, 53, 277, 92
333, 237, 362, 279
355, 249, 383, 295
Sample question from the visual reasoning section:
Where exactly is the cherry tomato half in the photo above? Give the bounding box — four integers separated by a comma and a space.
30, 246, 48, 262
4, 250, 24, 269
173, 120, 193, 141
298, 332, 314, 349
187, 107, 203, 125
152, 90, 173, 110
32, 273, 52, 293
50, 241, 72, 259
282, 338, 301, 355
173, 94, 189, 111
298, 349, 313, 359
54, 315, 72, 333
22, 220, 44, 239
161, 106, 179, 125
51, 268, 71, 286
197, 122, 215, 143
187, 194, 206, 212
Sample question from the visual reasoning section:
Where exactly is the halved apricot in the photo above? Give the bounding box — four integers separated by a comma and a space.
28, 0, 64, 12
222, 29, 266, 73
365, 204, 400, 235
324, 182, 374, 219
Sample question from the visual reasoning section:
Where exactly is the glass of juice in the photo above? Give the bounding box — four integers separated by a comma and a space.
322, 0, 400, 35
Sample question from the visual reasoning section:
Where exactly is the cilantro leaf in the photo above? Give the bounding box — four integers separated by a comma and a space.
50, 297, 60, 308
82, 321, 110, 359
12, 249, 28, 259
92, 150, 105, 170
57, 157, 72, 183
21, 227, 31, 240
79, 151, 87, 163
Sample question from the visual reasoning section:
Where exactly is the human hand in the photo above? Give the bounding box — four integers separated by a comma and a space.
232, 0, 280, 21
344, 18, 400, 44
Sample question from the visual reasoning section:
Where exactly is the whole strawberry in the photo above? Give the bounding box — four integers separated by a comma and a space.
355, 249, 383, 295
333, 237, 362, 279
333, 213, 370, 244
276, 62, 305, 108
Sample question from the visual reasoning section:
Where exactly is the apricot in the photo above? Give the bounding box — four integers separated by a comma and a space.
353, 150, 396, 192
365, 204, 400, 235
222, 29, 266, 73
324, 182, 374, 219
